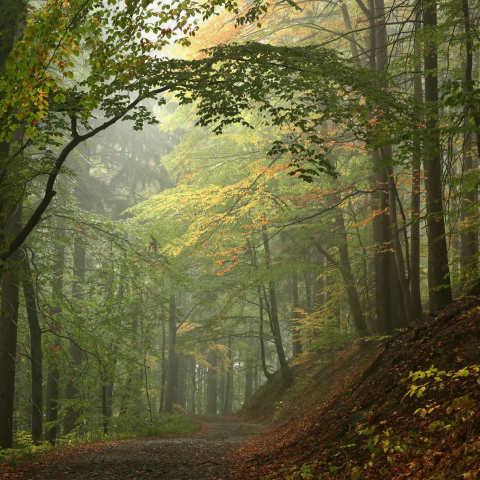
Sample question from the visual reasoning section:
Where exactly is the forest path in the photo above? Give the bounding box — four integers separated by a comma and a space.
14, 415, 267, 480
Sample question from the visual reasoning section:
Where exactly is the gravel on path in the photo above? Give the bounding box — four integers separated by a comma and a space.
6, 415, 267, 480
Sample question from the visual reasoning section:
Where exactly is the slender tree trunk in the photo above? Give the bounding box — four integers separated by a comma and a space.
64, 237, 85, 435
423, 0, 453, 310
164, 296, 177, 413
460, 0, 479, 286
22, 257, 43, 444
258, 293, 274, 381
291, 274, 303, 357
45, 237, 64, 444
103, 283, 123, 431
219, 367, 225, 413
197, 365, 203, 413
461, 0, 480, 158
316, 200, 369, 336
244, 327, 254, 401
374, 0, 398, 332
223, 338, 233, 414
177, 354, 187, 410
206, 349, 217, 414
304, 271, 312, 314
411, 7, 424, 318
159, 312, 166, 413
313, 251, 325, 309
191, 358, 196, 414
371, 153, 393, 333
262, 226, 293, 382
387, 165, 415, 323
460, 118, 478, 282
340, 2, 360, 65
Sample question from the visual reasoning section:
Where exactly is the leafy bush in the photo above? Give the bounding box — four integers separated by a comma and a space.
137, 415, 198, 437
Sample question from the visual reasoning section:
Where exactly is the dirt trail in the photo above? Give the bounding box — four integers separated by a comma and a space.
11, 415, 267, 480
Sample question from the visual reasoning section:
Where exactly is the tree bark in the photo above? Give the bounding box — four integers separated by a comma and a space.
386, 164, 415, 323
0, 203, 22, 449
0, 3, 26, 448
460, 0, 478, 286
177, 354, 187, 410
262, 226, 293, 383
340, 2, 361, 65
244, 327, 254, 401
423, 0, 453, 310
63, 236, 85, 435
45, 236, 64, 444
315, 200, 369, 336
223, 338, 233, 414
164, 296, 177, 413
258, 292, 274, 381
159, 309, 166, 413
22, 256, 43, 444
460, 117, 478, 284
291, 274, 303, 357
304, 271, 312, 314
411, 5, 424, 318
206, 348, 217, 414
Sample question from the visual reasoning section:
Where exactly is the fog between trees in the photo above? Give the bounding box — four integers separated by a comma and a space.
0, 0, 479, 453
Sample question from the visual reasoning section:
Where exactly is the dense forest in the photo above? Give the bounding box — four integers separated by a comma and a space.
0, 0, 479, 478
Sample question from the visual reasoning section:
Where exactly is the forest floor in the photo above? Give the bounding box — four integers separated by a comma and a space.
234, 296, 480, 479
2, 415, 268, 480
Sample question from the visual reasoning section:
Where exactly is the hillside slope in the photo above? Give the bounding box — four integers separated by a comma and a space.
233, 297, 480, 479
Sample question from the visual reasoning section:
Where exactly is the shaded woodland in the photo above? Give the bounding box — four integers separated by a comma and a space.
0, 0, 479, 477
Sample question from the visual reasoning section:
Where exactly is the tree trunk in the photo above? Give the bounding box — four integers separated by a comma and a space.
177, 354, 187, 410
387, 165, 415, 323
64, 237, 85, 435
0, 203, 22, 449
340, 2, 360, 65
313, 252, 325, 309
371, 152, 393, 334
460, 0, 479, 286
191, 358, 196, 414
262, 226, 293, 383
316, 202, 369, 336
22, 257, 43, 444
304, 271, 312, 314
244, 327, 254, 401
101, 282, 122, 433
159, 311, 166, 413
164, 296, 177, 413
219, 366, 225, 413
206, 349, 217, 414
460, 118, 478, 284
411, 7, 424, 318
258, 292, 274, 381
223, 338, 233, 414
423, 0, 453, 310
45, 237, 64, 444
0, 14, 24, 443
291, 274, 303, 357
